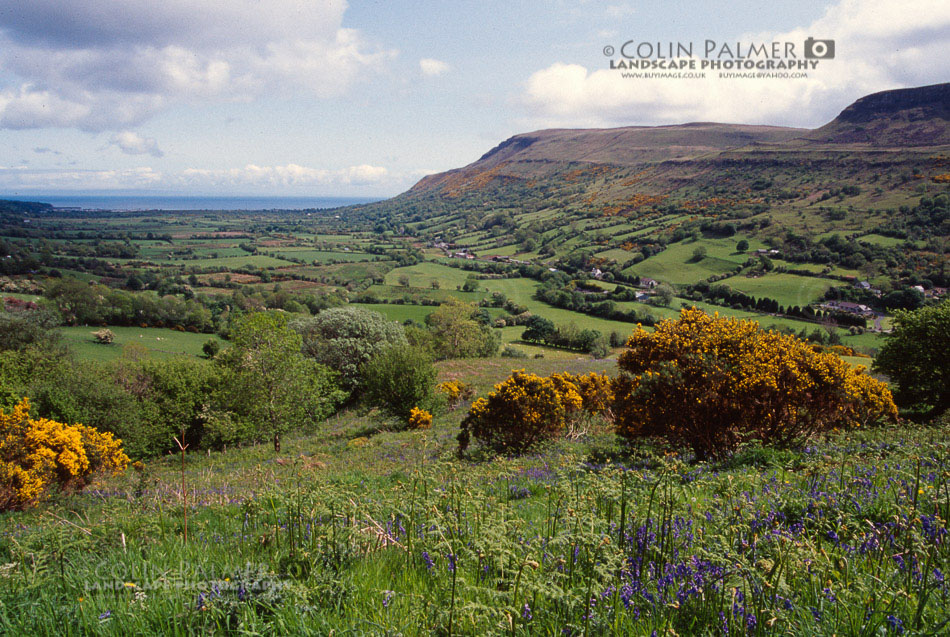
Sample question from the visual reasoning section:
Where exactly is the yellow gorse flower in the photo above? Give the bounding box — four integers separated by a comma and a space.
0, 398, 130, 511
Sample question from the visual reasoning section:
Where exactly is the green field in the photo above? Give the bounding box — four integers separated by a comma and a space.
263, 249, 376, 263
384, 262, 477, 289
623, 238, 759, 286
717, 272, 843, 308
59, 326, 223, 362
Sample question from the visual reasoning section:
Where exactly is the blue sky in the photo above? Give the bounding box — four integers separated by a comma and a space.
0, 0, 947, 197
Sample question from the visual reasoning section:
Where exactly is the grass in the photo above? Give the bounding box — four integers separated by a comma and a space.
717, 272, 844, 308
0, 395, 946, 634
622, 238, 755, 286
59, 326, 223, 362
384, 262, 476, 289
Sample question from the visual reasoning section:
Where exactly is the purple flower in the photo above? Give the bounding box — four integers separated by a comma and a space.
383, 590, 395, 608
422, 551, 434, 570
522, 603, 532, 620
98, 611, 112, 620
887, 615, 904, 634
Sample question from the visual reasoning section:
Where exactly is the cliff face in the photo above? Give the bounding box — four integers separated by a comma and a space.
803, 83, 950, 146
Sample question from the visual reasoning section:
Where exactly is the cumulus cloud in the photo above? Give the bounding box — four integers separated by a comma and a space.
521, 0, 950, 128
0, 166, 162, 189
0, 162, 401, 192
110, 131, 164, 157
179, 163, 390, 188
419, 58, 451, 77
0, 1, 394, 131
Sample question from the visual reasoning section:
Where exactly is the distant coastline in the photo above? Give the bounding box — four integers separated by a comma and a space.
0, 194, 382, 212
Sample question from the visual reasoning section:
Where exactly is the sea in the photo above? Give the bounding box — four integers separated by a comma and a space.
1, 194, 382, 212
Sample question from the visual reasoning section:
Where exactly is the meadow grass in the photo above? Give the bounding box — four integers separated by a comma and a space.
622, 238, 756, 286
1, 400, 946, 635
716, 273, 844, 309
58, 326, 222, 362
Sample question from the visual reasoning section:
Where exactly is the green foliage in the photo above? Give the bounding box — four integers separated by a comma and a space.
220, 312, 345, 452
202, 338, 221, 358
360, 344, 439, 424
0, 306, 60, 352
874, 299, 950, 415
425, 299, 499, 359
291, 307, 406, 388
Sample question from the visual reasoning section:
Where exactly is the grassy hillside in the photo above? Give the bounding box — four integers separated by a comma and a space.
0, 352, 945, 634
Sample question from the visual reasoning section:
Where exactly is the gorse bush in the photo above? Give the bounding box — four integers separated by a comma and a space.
0, 398, 129, 510
437, 380, 475, 407
613, 308, 898, 459
459, 370, 612, 453
407, 407, 432, 430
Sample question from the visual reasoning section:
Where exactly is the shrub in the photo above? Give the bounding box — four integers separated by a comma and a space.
425, 299, 499, 359
437, 380, 475, 407
407, 407, 433, 430
361, 344, 439, 425
555, 372, 614, 415
0, 398, 129, 510
458, 370, 582, 454
613, 308, 897, 459
202, 338, 221, 358
500, 345, 528, 359
92, 328, 115, 344
873, 299, 950, 416
291, 307, 406, 389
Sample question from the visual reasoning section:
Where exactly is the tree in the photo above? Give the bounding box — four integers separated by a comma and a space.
425, 299, 499, 359
874, 300, 950, 415
398, 274, 411, 287
360, 344, 439, 424
650, 284, 674, 307
291, 307, 406, 389
522, 315, 556, 343
690, 246, 708, 262
613, 308, 897, 459
736, 239, 749, 252
220, 312, 344, 452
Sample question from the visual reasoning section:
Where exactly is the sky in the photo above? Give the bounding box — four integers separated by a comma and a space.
0, 0, 947, 198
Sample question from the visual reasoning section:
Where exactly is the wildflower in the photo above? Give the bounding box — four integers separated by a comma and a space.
887, 615, 904, 634
522, 603, 532, 620
383, 590, 395, 608
422, 551, 434, 570
98, 611, 112, 620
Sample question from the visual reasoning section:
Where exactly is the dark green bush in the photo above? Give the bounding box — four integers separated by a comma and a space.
360, 344, 439, 424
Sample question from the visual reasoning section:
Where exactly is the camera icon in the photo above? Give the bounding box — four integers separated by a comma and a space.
804, 37, 835, 59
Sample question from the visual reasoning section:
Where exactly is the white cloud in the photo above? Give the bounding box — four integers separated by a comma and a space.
419, 58, 451, 77
0, 162, 402, 192
0, 166, 162, 189
0, 1, 395, 131
521, 0, 950, 128
110, 131, 164, 157
179, 163, 390, 188
605, 4, 635, 19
